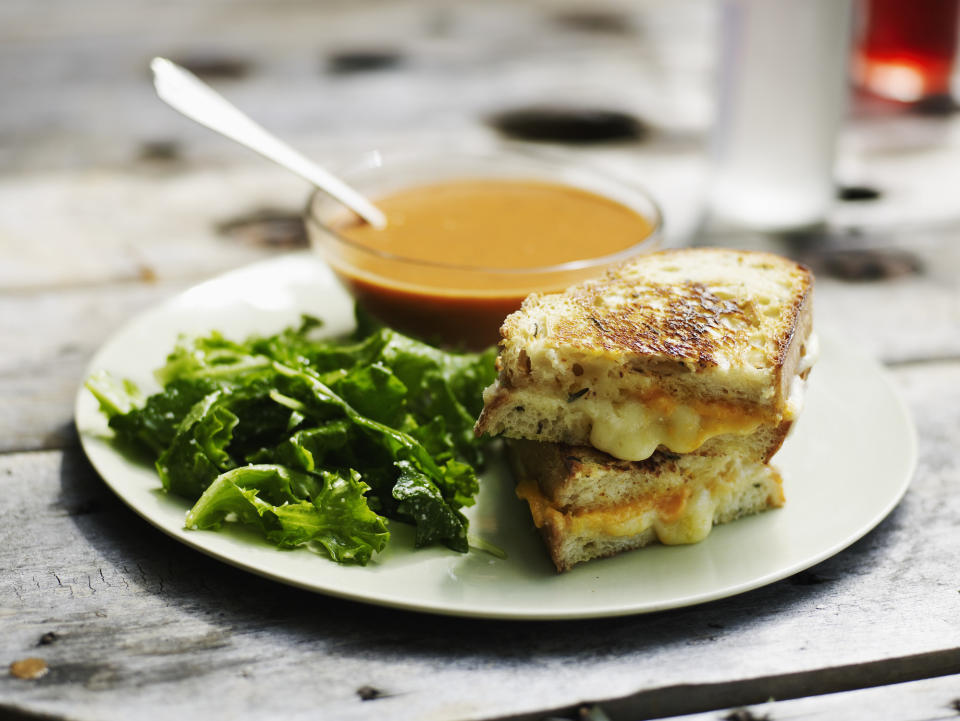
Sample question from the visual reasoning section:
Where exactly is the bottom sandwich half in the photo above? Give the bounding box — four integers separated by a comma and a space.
506, 425, 790, 572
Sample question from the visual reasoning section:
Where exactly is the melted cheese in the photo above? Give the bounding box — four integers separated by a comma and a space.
586, 394, 763, 461
515, 478, 720, 546
784, 332, 819, 421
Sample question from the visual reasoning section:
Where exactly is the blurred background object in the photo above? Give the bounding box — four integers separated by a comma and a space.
853, 0, 960, 104
709, 0, 852, 231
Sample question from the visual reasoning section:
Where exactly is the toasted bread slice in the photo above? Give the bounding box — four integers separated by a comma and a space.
475, 248, 815, 461
507, 434, 786, 573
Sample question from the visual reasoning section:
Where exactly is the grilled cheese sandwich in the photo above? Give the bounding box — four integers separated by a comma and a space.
475, 248, 815, 572
509, 436, 785, 571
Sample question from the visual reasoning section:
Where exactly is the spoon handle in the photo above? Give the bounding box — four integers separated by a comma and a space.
150, 57, 386, 229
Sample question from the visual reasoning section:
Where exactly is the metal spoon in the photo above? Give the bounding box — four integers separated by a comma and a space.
150, 57, 387, 229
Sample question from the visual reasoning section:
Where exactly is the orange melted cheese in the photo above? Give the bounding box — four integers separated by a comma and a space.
645, 390, 767, 434
515, 478, 717, 545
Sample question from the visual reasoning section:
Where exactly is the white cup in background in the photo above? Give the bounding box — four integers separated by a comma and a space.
710, 0, 852, 232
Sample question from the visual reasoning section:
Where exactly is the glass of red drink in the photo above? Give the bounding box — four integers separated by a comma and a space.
854, 0, 960, 102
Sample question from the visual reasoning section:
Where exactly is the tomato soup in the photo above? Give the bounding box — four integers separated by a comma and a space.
324, 179, 657, 349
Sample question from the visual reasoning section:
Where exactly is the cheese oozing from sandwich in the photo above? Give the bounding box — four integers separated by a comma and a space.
484, 384, 767, 461
573, 330, 817, 461
508, 437, 787, 571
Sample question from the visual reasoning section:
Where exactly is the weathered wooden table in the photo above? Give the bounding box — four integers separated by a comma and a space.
3, 1, 959, 719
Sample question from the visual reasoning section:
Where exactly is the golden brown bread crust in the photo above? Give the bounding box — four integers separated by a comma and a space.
475, 248, 815, 460
494, 248, 812, 368
519, 247, 812, 367
547, 274, 764, 366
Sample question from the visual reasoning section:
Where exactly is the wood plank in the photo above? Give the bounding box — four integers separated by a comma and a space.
640, 673, 960, 721
706, 225, 960, 365
0, 167, 304, 291
0, 0, 711, 173
0, 279, 191, 453
2, 361, 958, 721
0, 148, 712, 291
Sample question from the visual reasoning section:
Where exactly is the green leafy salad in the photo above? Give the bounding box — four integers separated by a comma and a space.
86, 312, 498, 566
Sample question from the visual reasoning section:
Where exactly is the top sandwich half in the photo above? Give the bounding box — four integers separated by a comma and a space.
474, 248, 816, 461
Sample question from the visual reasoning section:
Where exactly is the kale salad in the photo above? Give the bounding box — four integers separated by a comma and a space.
86, 311, 498, 566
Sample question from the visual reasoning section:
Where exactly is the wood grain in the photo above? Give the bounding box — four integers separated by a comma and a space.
643, 673, 960, 721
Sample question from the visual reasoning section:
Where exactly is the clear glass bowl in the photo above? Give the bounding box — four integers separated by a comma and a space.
305, 146, 662, 349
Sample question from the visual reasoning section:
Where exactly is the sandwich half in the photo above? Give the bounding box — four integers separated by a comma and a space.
507, 427, 787, 572
475, 248, 816, 571
475, 248, 815, 462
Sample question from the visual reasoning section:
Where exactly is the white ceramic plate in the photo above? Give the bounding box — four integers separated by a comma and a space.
76, 254, 917, 619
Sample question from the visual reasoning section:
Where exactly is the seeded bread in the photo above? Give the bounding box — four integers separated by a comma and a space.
475, 248, 814, 461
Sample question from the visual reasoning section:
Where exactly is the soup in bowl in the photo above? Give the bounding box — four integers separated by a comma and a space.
306, 147, 662, 349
